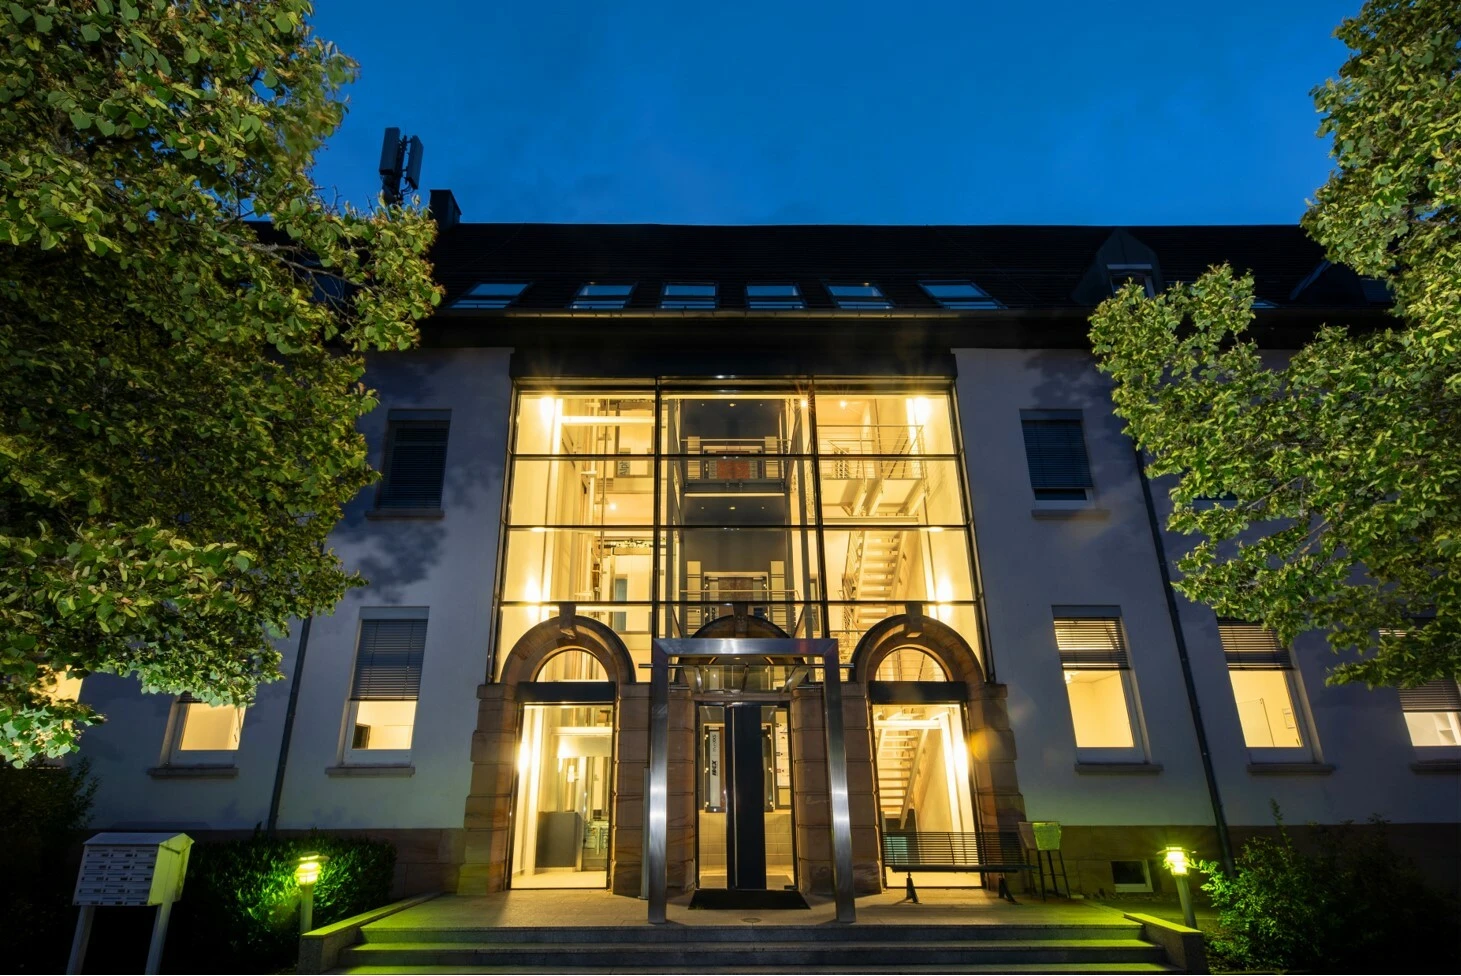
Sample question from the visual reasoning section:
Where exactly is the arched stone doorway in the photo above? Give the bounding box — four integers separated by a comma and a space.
458, 608, 635, 894
851, 610, 1028, 890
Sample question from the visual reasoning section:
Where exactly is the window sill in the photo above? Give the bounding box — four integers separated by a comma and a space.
1074, 761, 1164, 775
326, 763, 415, 777
1032, 507, 1110, 521
1246, 762, 1335, 776
1410, 758, 1461, 774
148, 764, 239, 779
366, 508, 444, 521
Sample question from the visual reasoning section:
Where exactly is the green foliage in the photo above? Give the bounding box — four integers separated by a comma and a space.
0, 2, 441, 762
1199, 807, 1458, 972
0, 761, 96, 972
1090, 0, 1460, 687
167, 832, 395, 973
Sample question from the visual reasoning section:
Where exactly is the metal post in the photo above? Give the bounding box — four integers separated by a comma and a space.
300, 884, 315, 934
144, 898, 173, 974
65, 905, 94, 975
821, 640, 856, 923
647, 639, 670, 923
1175, 873, 1197, 929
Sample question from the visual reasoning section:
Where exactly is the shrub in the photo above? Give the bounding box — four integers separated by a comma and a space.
1199, 805, 1459, 972
166, 832, 395, 973
0, 761, 96, 972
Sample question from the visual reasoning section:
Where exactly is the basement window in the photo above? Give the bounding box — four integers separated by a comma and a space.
1111, 859, 1153, 893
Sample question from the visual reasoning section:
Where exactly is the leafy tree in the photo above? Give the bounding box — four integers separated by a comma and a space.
1090, 0, 1459, 687
0, 0, 441, 763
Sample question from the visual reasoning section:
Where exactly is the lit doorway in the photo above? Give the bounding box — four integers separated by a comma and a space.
511, 703, 614, 888
697, 703, 795, 890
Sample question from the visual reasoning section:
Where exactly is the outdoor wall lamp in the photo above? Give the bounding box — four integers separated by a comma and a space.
1161, 845, 1197, 929
295, 853, 329, 934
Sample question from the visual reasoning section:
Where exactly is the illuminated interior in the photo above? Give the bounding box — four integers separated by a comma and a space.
1064, 670, 1137, 749
176, 701, 245, 752
498, 386, 981, 674
512, 703, 614, 888
1405, 709, 1461, 748
873, 702, 979, 886
1229, 671, 1304, 749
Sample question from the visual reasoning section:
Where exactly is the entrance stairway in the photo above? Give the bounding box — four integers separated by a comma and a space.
333, 918, 1179, 973
875, 724, 924, 826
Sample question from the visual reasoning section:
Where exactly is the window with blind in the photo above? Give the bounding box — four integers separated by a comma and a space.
1217, 620, 1307, 753
377, 410, 450, 511
1021, 410, 1094, 502
1382, 629, 1461, 748
1053, 608, 1144, 758
345, 612, 428, 760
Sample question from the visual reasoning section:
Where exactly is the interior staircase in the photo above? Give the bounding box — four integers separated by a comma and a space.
875, 723, 925, 827
332, 918, 1180, 973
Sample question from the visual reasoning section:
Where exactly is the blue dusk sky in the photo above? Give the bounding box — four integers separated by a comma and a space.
307, 0, 1357, 226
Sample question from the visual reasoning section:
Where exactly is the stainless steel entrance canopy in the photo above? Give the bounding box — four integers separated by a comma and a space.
647, 638, 855, 923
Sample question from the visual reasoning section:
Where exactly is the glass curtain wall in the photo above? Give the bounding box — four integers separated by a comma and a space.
498, 383, 981, 673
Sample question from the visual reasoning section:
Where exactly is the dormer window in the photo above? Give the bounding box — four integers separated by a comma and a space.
1108, 264, 1155, 297
827, 282, 892, 309
453, 282, 529, 309
661, 282, 717, 310
571, 283, 635, 310
746, 283, 805, 309
921, 280, 1002, 309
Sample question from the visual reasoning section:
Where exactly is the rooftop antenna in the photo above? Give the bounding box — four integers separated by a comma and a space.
378, 127, 424, 205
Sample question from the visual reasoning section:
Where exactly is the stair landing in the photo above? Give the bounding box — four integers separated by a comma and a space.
330, 889, 1182, 974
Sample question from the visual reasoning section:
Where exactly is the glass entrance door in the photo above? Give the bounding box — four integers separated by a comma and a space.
697, 703, 795, 890
511, 703, 614, 888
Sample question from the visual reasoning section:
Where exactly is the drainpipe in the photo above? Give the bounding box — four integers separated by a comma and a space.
1134, 449, 1235, 872
266, 614, 312, 833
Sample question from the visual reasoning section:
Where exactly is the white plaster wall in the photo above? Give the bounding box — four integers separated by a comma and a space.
80, 347, 513, 832
1150, 476, 1461, 827
954, 348, 1216, 827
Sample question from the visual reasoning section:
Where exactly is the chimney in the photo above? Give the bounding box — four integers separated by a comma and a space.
429, 188, 461, 230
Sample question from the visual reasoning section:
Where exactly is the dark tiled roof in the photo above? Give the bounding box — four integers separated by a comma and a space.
429, 222, 1382, 312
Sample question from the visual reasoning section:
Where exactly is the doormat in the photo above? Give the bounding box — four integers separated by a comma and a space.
689, 889, 810, 910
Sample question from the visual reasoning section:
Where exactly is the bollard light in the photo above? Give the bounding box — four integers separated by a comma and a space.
1161, 846, 1197, 929
295, 853, 328, 935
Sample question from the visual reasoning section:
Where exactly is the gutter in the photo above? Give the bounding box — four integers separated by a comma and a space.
266, 614, 312, 833
1134, 448, 1235, 872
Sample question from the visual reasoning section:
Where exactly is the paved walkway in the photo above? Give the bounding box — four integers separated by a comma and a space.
366, 887, 1133, 932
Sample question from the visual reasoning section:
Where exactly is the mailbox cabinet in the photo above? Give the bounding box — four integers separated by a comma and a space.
74, 832, 193, 908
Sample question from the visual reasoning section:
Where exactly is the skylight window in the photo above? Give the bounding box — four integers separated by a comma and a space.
1107, 264, 1155, 297
661, 282, 717, 310
453, 282, 529, 309
921, 280, 1002, 309
571, 283, 635, 310
746, 283, 805, 310
827, 283, 892, 309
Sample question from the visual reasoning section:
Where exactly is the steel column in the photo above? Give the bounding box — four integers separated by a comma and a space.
821, 638, 857, 922
647, 639, 670, 922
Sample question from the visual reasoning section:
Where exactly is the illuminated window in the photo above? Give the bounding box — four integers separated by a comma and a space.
345, 611, 427, 762
920, 280, 1002, 309
1055, 611, 1144, 759
44, 672, 84, 704
875, 647, 949, 682
1218, 620, 1308, 754
377, 410, 450, 511
827, 283, 892, 309
453, 282, 528, 309
661, 282, 717, 309
164, 696, 245, 764
537, 651, 609, 682
1399, 679, 1461, 749
746, 283, 804, 309
1021, 410, 1094, 503
571, 283, 634, 309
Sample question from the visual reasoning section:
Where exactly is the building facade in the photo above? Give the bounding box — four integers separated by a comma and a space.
69, 206, 1461, 901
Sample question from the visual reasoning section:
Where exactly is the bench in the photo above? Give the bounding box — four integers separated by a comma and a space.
881, 830, 1037, 903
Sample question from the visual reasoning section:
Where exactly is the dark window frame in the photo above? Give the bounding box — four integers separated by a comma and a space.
375, 409, 451, 513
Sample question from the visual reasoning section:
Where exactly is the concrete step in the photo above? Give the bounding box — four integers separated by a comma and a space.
340, 939, 1167, 969
357, 922, 1144, 945
336, 965, 1176, 975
